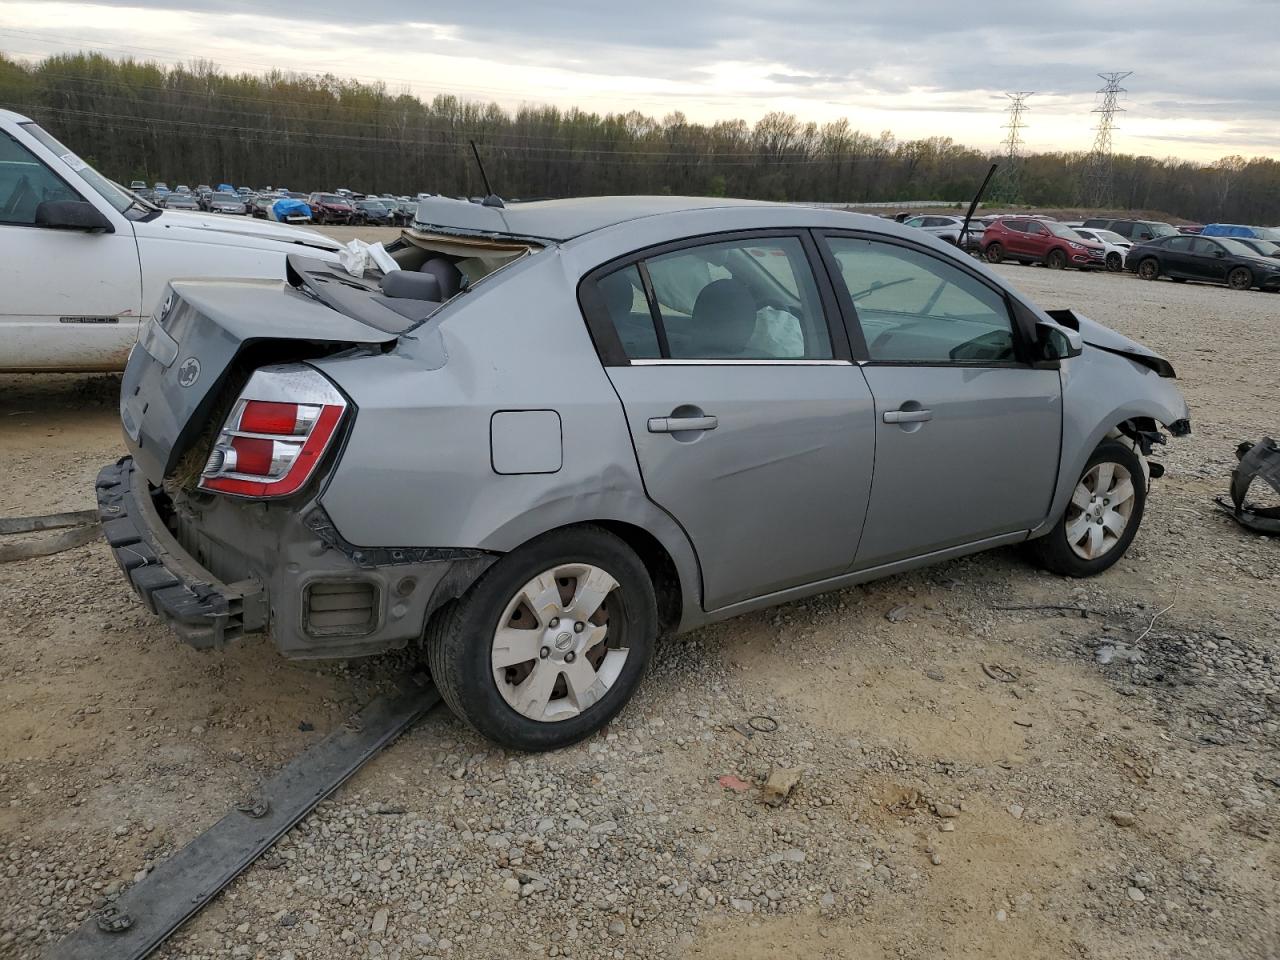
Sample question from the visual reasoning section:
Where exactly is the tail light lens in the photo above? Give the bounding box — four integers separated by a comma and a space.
199, 365, 347, 498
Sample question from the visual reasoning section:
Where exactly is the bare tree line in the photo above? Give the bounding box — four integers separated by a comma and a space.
2, 51, 1277, 224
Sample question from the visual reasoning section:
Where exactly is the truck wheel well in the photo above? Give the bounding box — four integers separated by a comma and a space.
591, 520, 683, 635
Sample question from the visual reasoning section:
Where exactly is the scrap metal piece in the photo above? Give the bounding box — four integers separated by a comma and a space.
46, 671, 440, 960
1215, 437, 1280, 535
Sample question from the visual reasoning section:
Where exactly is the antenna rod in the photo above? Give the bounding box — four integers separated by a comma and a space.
961, 162, 999, 242
470, 139, 495, 197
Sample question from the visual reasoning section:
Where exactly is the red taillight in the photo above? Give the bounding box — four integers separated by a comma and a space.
199, 366, 347, 499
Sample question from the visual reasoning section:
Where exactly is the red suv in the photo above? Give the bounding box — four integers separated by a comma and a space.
307, 192, 355, 225
982, 217, 1106, 270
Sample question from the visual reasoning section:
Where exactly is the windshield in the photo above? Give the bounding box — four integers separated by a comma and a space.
20, 121, 157, 221
1147, 222, 1178, 238
1244, 239, 1280, 256
1093, 229, 1127, 244
212, 192, 239, 201
1217, 238, 1263, 257
319, 194, 347, 203
1045, 222, 1082, 239
359, 201, 387, 211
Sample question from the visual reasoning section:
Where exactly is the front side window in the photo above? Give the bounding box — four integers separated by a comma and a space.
826, 237, 1015, 364
0, 132, 82, 225
597, 236, 833, 361
19, 122, 149, 219
1164, 236, 1193, 252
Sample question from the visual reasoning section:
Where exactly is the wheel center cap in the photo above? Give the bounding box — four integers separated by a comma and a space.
553, 631, 574, 651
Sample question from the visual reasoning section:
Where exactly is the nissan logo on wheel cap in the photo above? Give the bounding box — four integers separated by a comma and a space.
177, 357, 201, 388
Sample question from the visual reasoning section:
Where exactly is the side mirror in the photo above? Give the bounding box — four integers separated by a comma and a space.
1034, 320, 1083, 365
34, 200, 114, 233
1213, 249, 1225, 258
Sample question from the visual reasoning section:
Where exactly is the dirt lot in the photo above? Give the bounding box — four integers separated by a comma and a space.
1, 259, 1277, 960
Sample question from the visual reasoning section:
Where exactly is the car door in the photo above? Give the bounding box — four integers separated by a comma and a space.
0, 126, 142, 371
818, 233, 1062, 567
1022, 221, 1053, 261
581, 232, 877, 610
1189, 237, 1230, 282
1158, 236, 1199, 278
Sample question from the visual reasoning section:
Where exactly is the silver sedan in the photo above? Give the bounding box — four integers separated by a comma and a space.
99, 196, 1190, 750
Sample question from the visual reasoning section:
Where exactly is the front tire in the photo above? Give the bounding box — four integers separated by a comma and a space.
1228, 267, 1253, 290
1029, 440, 1146, 578
1106, 252, 1123, 272
1046, 249, 1067, 270
426, 526, 657, 751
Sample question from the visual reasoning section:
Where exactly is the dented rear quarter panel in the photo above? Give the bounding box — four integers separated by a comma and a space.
310, 248, 706, 626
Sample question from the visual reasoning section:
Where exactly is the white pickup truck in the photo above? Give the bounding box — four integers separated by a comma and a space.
0, 109, 343, 372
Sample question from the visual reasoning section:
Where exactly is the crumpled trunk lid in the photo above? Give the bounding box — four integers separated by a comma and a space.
120, 274, 397, 487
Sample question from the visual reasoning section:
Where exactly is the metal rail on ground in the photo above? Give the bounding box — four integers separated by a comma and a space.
46, 671, 440, 960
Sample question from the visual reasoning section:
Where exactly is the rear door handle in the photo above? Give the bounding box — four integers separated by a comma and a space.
648, 415, 718, 433
882, 408, 932, 424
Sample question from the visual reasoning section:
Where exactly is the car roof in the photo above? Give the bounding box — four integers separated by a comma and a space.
411, 195, 784, 242
0, 108, 32, 123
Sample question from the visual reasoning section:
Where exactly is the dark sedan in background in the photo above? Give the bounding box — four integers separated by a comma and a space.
160, 192, 201, 210
353, 199, 393, 225
1127, 234, 1280, 291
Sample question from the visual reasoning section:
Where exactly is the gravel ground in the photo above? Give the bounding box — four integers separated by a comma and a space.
1, 260, 1277, 960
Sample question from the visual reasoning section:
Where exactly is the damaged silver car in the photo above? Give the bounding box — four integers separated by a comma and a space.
98, 196, 1191, 750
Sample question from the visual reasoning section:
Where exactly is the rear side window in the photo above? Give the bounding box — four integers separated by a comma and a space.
1164, 236, 1193, 252
1002, 220, 1026, 233
595, 236, 833, 361
597, 265, 660, 359
826, 237, 1015, 364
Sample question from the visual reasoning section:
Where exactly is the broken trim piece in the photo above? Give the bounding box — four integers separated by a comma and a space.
1216, 437, 1280, 535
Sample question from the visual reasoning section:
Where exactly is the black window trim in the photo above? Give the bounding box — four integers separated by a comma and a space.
814, 228, 1038, 369
577, 227, 853, 367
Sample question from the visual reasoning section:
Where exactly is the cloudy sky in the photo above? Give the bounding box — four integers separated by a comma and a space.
2, 1, 1276, 160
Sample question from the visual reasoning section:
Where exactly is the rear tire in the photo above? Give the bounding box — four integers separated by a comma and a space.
426, 526, 657, 751
1228, 267, 1253, 290
984, 242, 1004, 264
1029, 440, 1146, 578
1136, 258, 1160, 281
1047, 249, 1067, 270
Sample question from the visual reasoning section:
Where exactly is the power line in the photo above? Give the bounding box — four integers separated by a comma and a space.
1085, 71, 1131, 208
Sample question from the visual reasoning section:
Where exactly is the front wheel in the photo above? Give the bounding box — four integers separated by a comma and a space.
1028, 440, 1146, 578
1106, 252, 1123, 272
1136, 258, 1160, 281
426, 526, 657, 751
1046, 248, 1067, 270
984, 242, 1005, 264
1228, 267, 1253, 290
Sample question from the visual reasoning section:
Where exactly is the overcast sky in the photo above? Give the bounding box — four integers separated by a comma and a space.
2, 1, 1277, 161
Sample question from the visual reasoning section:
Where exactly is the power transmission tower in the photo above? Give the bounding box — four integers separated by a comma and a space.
997, 92, 1033, 202
1085, 71, 1132, 208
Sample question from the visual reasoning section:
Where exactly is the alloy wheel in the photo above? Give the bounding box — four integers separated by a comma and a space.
1065, 462, 1136, 561
491, 563, 629, 722
1228, 267, 1253, 290
1137, 259, 1159, 280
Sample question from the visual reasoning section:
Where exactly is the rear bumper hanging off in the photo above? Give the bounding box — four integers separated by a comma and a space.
95, 458, 267, 648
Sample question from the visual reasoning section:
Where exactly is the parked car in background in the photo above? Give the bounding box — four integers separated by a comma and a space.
1176, 224, 1204, 235
0, 107, 342, 371
309, 192, 355, 224
153, 181, 169, 195
248, 193, 279, 218
903, 214, 984, 250
174, 184, 191, 195
1070, 227, 1131, 272
393, 198, 417, 226
206, 190, 247, 215
129, 179, 146, 191
95, 195, 1190, 750
1081, 218, 1177, 242
1199, 223, 1280, 242
1231, 237, 1280, 260
353, 198, 394, 225
1127, 234, 1280, 291
982, 217, 1106, 269
160, 192, 201, 210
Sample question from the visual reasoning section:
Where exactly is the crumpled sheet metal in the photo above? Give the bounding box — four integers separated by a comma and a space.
1216, 437, 1280, 535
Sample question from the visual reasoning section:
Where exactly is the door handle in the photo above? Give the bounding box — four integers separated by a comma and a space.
883, 408, 932, 424
648, 415, 718, 433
